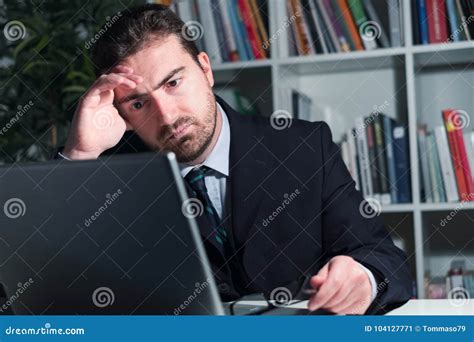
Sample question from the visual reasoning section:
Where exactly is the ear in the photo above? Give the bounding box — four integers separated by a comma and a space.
197, 52, 214, 88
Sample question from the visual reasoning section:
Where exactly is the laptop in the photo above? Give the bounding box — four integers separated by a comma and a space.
0, 152, 224, 315
0, 152, 331, 316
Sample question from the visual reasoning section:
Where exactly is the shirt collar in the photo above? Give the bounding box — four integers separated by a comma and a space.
179, 102, 230, 178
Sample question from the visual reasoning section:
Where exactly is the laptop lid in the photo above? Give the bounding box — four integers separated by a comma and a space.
0, 152, 224, 315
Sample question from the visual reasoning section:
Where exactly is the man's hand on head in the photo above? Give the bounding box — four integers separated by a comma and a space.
62, 65, 142, 160
308, 255, 372, 315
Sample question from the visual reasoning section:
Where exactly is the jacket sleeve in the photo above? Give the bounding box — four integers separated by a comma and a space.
318, 121, 413, 314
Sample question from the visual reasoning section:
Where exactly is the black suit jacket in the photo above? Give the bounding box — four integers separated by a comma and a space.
78, 95, 413, 314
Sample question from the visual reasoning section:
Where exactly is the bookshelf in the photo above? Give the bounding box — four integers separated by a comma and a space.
169, 0, 474, 299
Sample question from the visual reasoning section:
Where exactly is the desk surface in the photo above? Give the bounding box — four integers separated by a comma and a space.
387, 299, 473, 315
235, 299, 473, 315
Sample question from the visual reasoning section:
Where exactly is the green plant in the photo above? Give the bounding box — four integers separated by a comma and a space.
0, 0, 143, 162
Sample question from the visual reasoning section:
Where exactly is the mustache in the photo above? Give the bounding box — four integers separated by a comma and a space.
160, 117, 194, 141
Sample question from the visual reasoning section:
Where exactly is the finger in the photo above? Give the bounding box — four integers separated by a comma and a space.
321, 280, 355, 309
105, 72, 143, 85
111, 65, 134, 74
328, 296, 359, 315
89, 74, 138, 96
309, 260, 348, 310
310, 263, 329, 290
329, 291, 369, 315
109, 66, 144, 84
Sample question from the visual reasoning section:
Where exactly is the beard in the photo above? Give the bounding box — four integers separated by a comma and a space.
154, 92, 217, 164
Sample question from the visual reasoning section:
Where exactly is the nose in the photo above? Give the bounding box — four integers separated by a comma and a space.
149, 91, 179, 126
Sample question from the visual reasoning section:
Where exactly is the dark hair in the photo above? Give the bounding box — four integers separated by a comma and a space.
90, 4, 201, 76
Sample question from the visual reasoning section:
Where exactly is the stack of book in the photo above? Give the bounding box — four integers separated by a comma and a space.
339, 113, 411, 204
280, 0, 404, 56
161, 0, 270, 63
412, 0, 474, 45
418, 110, 474, 203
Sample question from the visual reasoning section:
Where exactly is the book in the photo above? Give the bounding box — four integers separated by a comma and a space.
460, 0, 474, 38
302, 0, 330, 53
383, 115, 397, 203
416, 0, 430, 44
434, 126, 459, 202
426, 0, 449, 43
226, 0, 250, 61
418, 126, 433, 202
457, 0, 472, 40
355, 117, 373, 199
388, 0, 402, 47
442, 109, 474, 201
362, 0, 390, 48
317, 0, 342, 53
289, 0, 312, 55
367, 121, 381, 201
320, 0, 351, 52
249, 0, 270, 58
238, 0, 265, 59
392, 125, 411, 203
196, 0, 223, 64
301, 0, 326, 53
463, 131, 474, 182
211, 0, 232, 62
429, 133, 447, 202
347, 0, 378, 50
446, 0, 464, 42
373, 114, 391, 203
335, 0, 365, 51
427, 133, 443, 202
217, 0, 239, 61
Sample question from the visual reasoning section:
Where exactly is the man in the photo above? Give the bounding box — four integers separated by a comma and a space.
58, 4, 412, 315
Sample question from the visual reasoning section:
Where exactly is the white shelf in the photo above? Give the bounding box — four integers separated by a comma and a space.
212, 59, 272, 71
381, 204, 415, 213
420, 202, 474, 212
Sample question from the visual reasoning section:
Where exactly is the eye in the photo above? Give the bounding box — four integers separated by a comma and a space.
131, 100, 145, 111
166, 78, 181, 89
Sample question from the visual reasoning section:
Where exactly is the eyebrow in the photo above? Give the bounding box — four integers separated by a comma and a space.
116, 66, 186, 105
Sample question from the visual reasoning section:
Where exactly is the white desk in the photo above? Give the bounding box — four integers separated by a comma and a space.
234, 299, 473, 315
387, 299, 474, 315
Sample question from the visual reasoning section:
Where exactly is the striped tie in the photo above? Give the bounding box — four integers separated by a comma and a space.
184, 166, 228, 256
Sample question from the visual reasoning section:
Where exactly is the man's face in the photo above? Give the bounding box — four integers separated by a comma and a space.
114, 35, 217, 164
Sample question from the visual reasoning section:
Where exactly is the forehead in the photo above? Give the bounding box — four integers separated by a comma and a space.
120, 35, 190, 75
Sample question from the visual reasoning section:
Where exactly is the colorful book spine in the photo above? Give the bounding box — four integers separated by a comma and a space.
434, 126, 459, 202
211, 0, 231, 62
443, 110, 474, 201
317, 0, 342, 53
226, 0, 249, 61
417, 0, 430, 44
238, 0, 265, 59
336, 0, 365, 51
321, 0, 351, 52
426, 0, 449, 43
446, 0, 463, 41
249, 0, 270, 57
347, 0, 377, 50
